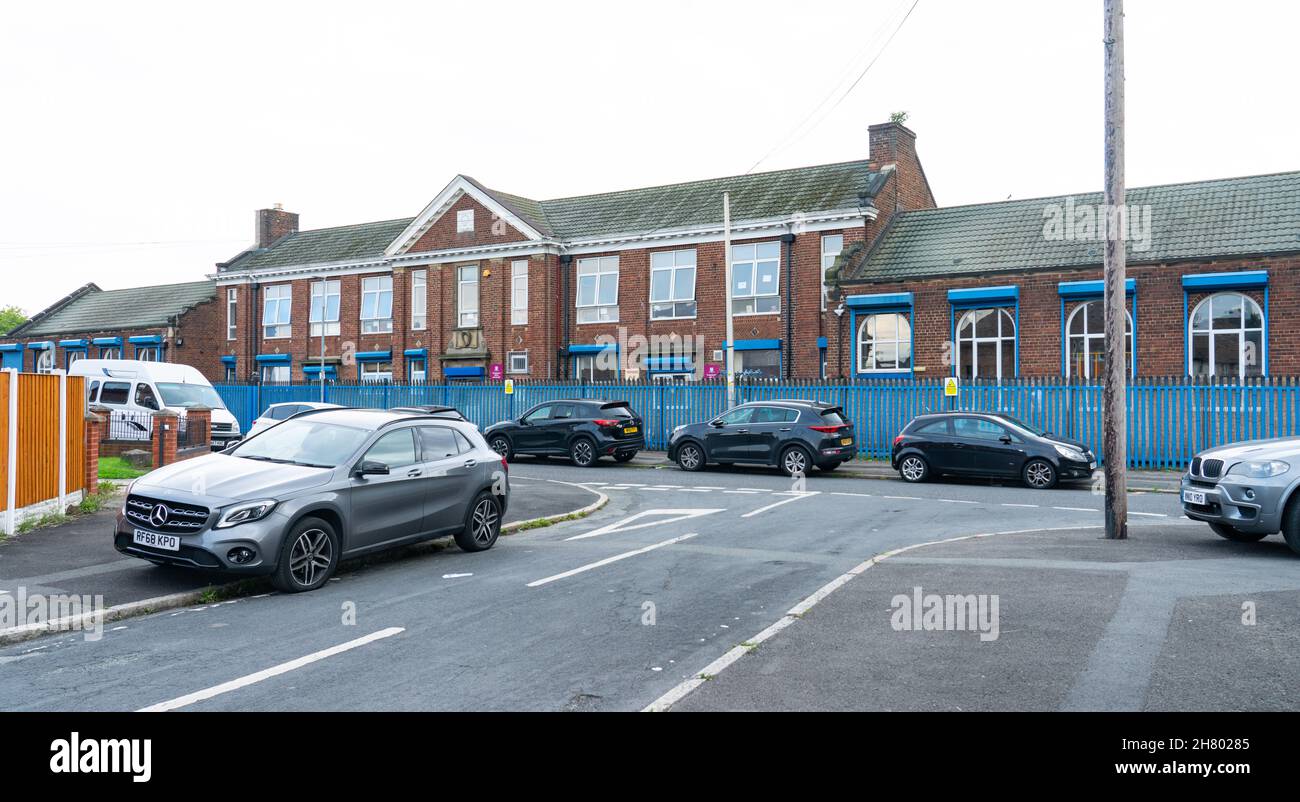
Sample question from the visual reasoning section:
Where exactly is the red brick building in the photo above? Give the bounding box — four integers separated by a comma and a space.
10, 119, 1298, 386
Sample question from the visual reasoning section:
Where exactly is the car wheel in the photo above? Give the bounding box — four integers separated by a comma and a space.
1209, 522, 1268, 543
898, 454, 929, 483
1282, 497, 1300, 556
1022, 458, 1058, 490
272, 516, 340, 593
570, 437, 597, 467
454, 491, 501, 552
676, 442, 706, 472
780, 445, 812, 477
489, 435, 513, 461
614, 451, 636, 463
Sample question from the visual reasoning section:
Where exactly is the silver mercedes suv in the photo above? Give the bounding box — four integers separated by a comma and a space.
1181, 437, 1300, 555
115, 408, 510, 592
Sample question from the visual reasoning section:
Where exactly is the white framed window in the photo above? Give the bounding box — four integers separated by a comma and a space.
508, 351, 529, 374
956, 308, 1016, 380
310, 279, 341, 337
457, 209, 474, 233
360, 361, 393, 383
262, 284, 292, 339
408, 357, 427, 382
35, 349, 54, 374
226, 288, 238, 341
224, 363, 237, 382
733, 349, 781, 379
576, 256, 619, 324
360, 275, 393, 334
100, 346, 121, 359
65, 350, 85, 369
1189, 292, 1264, 379
731, 242, 780, 315
857, 312, 912, 373
411, 270, 427, 330
457, 265, 480, 328
511, 260, 528, 325
573, 353, 617, 381
261, 364, 290, 383
821, 234, 843, 311
1066, 300, 1133, 379
650, 249, 697, 320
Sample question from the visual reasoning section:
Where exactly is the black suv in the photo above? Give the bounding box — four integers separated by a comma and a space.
891, 412, 1096, 489
667, 400, 855, 476
483, 399, 644, 466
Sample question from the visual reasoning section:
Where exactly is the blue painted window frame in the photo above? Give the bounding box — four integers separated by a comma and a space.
1181, 272, 1269, 377
1057, 280, 1138, 378
846, 294, 914, 379
947, 286, 1019, 379
568, 342, 620, 380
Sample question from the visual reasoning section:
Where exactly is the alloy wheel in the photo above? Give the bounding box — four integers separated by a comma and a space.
901, 456, 925, 482
783, 448, 808, 475
573, 440, 594, 466
490, 437, 509, 456
471, 498, 499, 545
288, 528, 333, 588
1026, 461, 1054, 488
679, 445, 701, 470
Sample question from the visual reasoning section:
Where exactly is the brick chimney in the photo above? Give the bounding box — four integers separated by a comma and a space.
868, 120, 918, 171
255, 204, 299, 249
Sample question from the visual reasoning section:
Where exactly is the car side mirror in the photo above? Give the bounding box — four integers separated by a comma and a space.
355, 460, 390, 477
710, 420, 725, 428
999, 436, 1013, 444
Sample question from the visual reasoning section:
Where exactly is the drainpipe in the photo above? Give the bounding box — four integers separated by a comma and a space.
559, 254, 573, 380
249, 280, 260, 383
780, 232, 796, 379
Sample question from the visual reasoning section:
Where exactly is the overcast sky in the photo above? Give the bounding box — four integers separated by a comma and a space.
2, 0, 1296, 314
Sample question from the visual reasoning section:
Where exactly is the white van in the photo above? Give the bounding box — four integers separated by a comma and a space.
70, 359, 242, 449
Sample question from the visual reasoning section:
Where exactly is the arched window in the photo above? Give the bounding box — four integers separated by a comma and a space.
1066, 301, 1132, 380
857, 313, 912, 373
1189, 292, 1263, 378
956, 308, 1015, 379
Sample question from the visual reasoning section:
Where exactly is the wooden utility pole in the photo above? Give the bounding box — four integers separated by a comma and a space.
1103, 0, 1128, 539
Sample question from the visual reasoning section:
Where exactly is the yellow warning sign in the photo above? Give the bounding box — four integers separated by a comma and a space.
503, 379, 514, 395
943, 377, 959, 397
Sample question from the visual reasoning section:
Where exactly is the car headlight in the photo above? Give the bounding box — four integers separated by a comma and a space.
1053, 444, 1087, 461
1227, 460, 1290, 479
673, 425, 686, 434
215, 499, 278, 529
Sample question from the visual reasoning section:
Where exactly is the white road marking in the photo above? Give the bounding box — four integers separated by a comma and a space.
1002, 503, 1038, 508
138, 627, 405, 712
937, 498, 980, 504
883, 495, 923, 501
1053, 506, 1098, 513
565, 508, 724, 541
653, 484, 684, 489
680, 488, 713, 493
1130, 511, 1168, 517
697, 486, 725, 490
737, 488, 771, 493
831, 492, 873, 498
741, 492, 819, 518
527, 534, 699, 587
442, 573, 473, 579
723, 490, 759, 495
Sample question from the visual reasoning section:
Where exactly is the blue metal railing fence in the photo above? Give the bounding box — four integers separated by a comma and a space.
213, 377, 1300, 469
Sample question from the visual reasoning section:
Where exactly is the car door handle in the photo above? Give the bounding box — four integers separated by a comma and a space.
406, 469, 423, 477
736, 429, 749, 434
464, 459, 477, 468
779, 427, 793, 432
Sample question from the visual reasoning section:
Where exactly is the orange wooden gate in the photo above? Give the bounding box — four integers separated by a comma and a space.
0, 372, 86, 526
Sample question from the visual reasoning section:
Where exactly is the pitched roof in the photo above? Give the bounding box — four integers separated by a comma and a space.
848, 170, 1300, 282
221, 160, 886, 273
13, 280, 217, 337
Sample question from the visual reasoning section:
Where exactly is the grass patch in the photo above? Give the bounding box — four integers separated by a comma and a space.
16, 512, 70, 535
99, 456, 150, 480
506, 508, 597, 533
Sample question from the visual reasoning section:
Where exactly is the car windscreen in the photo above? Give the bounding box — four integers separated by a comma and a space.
229, 420, 370, 468
819, 408, 848, 426
598, 403, 636, 419
996, 415, 1048, 438
157, 382, 227, 410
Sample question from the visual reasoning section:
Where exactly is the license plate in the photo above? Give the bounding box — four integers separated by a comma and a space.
840, 437, 853, 446
624, 426, 638, 435
133, 528, 180, 552
1182, 489, 1207, 506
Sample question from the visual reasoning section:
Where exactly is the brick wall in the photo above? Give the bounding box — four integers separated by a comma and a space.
838, 255, 1300, 379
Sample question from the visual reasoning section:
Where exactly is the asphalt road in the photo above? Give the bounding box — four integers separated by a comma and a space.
0, 458, 1255, 711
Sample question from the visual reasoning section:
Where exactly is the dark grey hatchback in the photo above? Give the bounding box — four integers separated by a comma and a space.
668, 400, 856, 476
891, 412, 1096, 489
115, 408, 508, 593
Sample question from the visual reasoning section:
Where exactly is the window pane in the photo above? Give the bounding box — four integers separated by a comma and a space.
1191, 332, 1211, 375
1244, 330, 1263, 376
597, 275, 617, 305
732, 244, 754, 262
1211, 294, 1242, 329
651, 252, 672, 269
651, 269, 671, 301
733, 263, 753, 296
756, 241, 779, 260
1214, 332, 1239, 376
755, 260, 779, 295
676, 266, 695, 301
1243, 296, 1263, 329
366, 430, 417, 469
976, 341, 998, 378
974, 309, 998, 338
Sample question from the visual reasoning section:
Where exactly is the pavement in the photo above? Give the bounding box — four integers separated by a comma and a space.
671, 524, 1300, 712
1, 457, 1250, 712
0, 476, 601, 628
